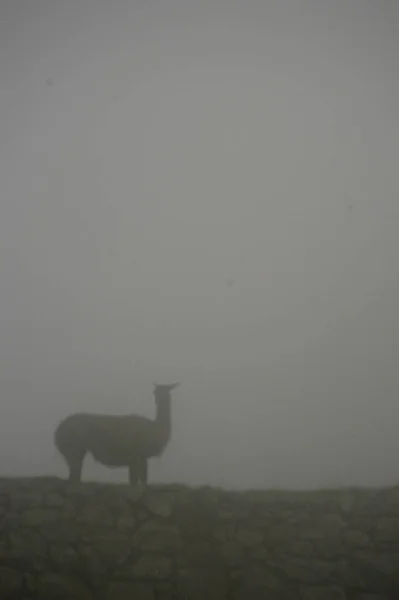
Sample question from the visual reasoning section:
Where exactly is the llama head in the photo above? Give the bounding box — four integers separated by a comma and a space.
153, 383, 180, 406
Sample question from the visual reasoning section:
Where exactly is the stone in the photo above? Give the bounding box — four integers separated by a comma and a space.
133, 556, 172, 579
9, 490, 43, 509
141, 528, 182, 551
121, 484, 146, 503
90, 533, 132, 564
284, 558, 333, 584
155, 583, 177, 599
198, 486, 219, 505
177, 567, 228, 600
41, 522, 78, 543
143, 493, 174, 518
137, 521, 182, 551
9, 530, 47, 559
236, 526, 263, 546
50, 543, 78, 564
116, 514, 136, 530
338, 492, 355, 513
375, 517, 399, 542
249, 545, 272, 561
300, 586, 346, 600
1, 477, 399, 600
319, 514, 346, 535
22, 508, 58, 527
185, 541, 215, 565
214, 524, 236, 542
285, 541, 314, 557
354, 551, 399, 577
355, 592, 391, 600
45, 492, 65, 507
0, 567, 23, 598
108, 582, 155, 600
220, 541, 245, 566
314, 539, 346, 560
332, 560, 366, 588
77, 504, 113, 527
299, 514, 345, 541
268, 523, 296, 542
36, 574, 93, 599
343, 530, 370, 547
230, 566, 285, 600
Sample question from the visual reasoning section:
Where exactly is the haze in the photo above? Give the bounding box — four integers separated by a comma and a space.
1, 0, 398, 489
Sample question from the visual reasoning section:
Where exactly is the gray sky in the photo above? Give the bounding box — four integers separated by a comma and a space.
1, 0, 398, 489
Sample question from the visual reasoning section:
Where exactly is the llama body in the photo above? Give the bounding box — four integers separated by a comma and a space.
54, 383, 179, 484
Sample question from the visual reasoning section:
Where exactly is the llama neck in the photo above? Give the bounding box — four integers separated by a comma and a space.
155, 399, 172, 438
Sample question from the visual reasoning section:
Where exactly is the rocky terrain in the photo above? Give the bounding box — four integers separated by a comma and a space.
0, 477, 399, 599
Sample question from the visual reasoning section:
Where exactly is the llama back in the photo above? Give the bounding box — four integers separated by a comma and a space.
55, 412, 164, 466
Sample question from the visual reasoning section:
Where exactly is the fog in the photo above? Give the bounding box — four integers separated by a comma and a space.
1, 0, 398, 489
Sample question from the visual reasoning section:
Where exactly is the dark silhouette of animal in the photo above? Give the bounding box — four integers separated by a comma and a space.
54, 383, 179, 484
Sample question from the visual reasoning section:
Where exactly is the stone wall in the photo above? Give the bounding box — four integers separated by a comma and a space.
0, 478, 399, 599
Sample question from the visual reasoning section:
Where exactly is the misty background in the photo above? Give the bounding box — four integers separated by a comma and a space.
1, 0, 398, 489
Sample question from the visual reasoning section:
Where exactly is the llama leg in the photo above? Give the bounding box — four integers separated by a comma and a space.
65, 452, 85, 483
139, 459, 148, 485
128, 461, 140, 485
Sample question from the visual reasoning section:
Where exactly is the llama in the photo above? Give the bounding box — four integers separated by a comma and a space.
54, 383, 179, 484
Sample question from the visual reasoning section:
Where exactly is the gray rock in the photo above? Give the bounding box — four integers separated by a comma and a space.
300, 586, 346, 600
214, 524, 236, 542
332, 559, 367, 588
339, 492, 355, 513
220, 541, 245, 566
354, 550, 399, 577
177, 566, 228, 600
140, 528, 182, 551
89, 533, 132, 564
284, 541, 314, 557
155, 583, 177, 600
49, 543, 78, 564
198, 486, 220, 506
0, 567, 23, 598
144, 493, 174, 518
9, 530, 47, 559
121, 484, 146, 503
268, 523, 297, 542
116, 514, 136, 530
41, 522, 79, 543
44, 492, 65, 507
355, 593, 392, 600
22, 508, 59, 527
108, 582, 154, 600
248, 545, 272, 561
185, 541, 214, 565
314, 539, 346, 560
9, 490, 43, 509
375, 517, 399, 542
230, 566, 286, 600
299, 514, 345, 540
77, 504, 114, 527
133, 556, 172, 579
284, 558, 333, 584
36, 574, 93, 600
343, 530, 370, 547
236, 526, 263, 546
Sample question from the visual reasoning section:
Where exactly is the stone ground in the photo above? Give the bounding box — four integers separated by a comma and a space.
0, 477, 399, 599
